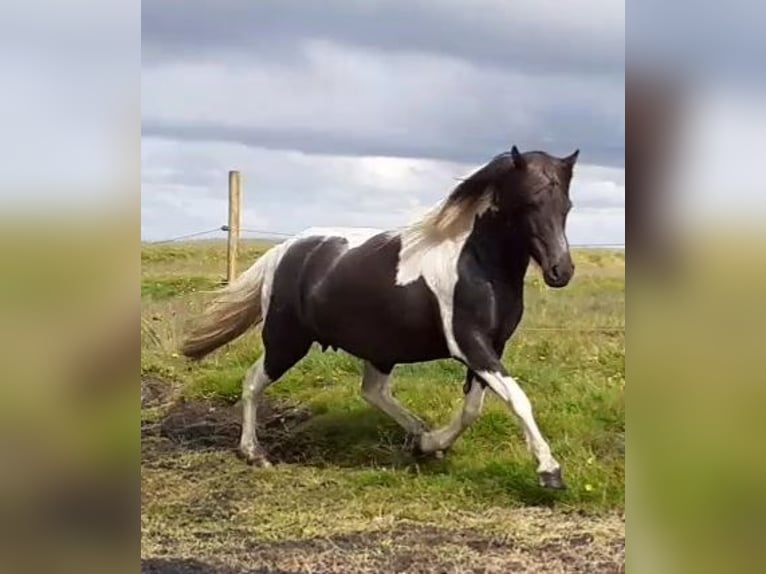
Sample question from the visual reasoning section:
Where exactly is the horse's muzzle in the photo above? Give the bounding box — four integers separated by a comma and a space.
543, 259, 574, 288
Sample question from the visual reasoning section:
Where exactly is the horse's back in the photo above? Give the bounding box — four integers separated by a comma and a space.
288, 230, 450, 366
267, 229, 390, 327
295, 226, 388, 249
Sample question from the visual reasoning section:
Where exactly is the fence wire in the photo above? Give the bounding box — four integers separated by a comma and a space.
146, 224, 625, 249
148, 226, 226, 244
144, 225, 624, 333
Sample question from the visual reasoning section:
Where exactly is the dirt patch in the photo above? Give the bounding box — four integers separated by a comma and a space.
141, 392, 313, 462
142, 522, 625, 573
142, 558, 253, 574
141, 376, 176, 409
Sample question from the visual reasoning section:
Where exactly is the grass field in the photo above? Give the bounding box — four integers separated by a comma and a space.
141, 239, 625, 573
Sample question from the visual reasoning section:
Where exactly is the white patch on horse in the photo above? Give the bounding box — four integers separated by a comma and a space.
395, 229, 471, 360
297, 226, 387, 250
394, 199, 492, 362
258, 239, 297, 319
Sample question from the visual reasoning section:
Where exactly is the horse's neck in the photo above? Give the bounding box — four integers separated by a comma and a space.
467, 215, 530, 286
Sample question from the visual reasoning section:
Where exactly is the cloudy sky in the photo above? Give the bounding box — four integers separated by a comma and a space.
141, 1, 625, 244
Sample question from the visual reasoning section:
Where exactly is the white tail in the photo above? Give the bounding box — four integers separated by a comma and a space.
180, 243, 287, 360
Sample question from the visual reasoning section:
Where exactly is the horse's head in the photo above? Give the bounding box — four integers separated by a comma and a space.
424, 145, 580, 287
490, 146, 580, 288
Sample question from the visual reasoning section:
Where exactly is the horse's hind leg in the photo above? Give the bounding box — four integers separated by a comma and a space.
361, 362, 432, 445
239, 328, 312, 467
238, 357, 273, 466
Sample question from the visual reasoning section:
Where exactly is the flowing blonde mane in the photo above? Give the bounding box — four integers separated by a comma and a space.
406, 191, 495, 242
398, 153, 515, 262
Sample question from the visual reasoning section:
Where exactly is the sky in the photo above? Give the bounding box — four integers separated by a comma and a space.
1, 0, 764, 245
140, 0, 626, 245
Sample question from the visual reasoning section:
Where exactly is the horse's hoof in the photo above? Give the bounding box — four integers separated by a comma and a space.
237, 446, 273, 468
538, 468, 567, 490
406, 432, 424, 453
411, 433, 447, 460
248, 455, 272, 468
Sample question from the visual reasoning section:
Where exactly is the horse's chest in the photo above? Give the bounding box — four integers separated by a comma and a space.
453, 279, 523, 343
492, 289, 524, 340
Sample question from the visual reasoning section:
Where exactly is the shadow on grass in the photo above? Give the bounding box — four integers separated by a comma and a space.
146, 394, 564, 507
274, 410, 563, 506
151, 395, 418, 468
448, 461, 562, 508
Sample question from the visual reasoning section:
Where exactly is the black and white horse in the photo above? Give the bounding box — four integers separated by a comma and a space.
182, 146, 580, 489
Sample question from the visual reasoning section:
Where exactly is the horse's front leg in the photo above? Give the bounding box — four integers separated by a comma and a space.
418, 372, 486, 455
453, 337, 565, 489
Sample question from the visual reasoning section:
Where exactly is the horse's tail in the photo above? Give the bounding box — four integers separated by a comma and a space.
180, 243, 286, 360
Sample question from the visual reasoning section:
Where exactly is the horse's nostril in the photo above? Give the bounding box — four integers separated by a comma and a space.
550, 264, 561, 279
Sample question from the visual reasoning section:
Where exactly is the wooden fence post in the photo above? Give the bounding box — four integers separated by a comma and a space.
226, 170, 242, 284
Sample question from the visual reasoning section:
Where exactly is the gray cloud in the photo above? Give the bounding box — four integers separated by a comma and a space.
142, 0, 624, 77
142, 36, 623, 167
142, 1, 624, 167
141, 118, 623, 168
141, 1, 625, 243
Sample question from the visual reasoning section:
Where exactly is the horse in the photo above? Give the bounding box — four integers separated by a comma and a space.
181, 145, 580, 489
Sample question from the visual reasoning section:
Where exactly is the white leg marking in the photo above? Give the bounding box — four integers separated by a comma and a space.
239, 358, 273, 466
477, 370, 559, 473
419, 377, 486, 453
361, 362, 428, 435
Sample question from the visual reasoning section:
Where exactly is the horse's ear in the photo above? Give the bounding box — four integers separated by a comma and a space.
511, 145, 526, 170
563, 149, 580, 167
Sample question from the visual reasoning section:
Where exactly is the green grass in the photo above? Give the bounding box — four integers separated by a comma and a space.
141, 240, 624, 549
141, 276, 221, 300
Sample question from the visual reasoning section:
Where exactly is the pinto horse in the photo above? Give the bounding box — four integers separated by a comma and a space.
181, 145, 580, 489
